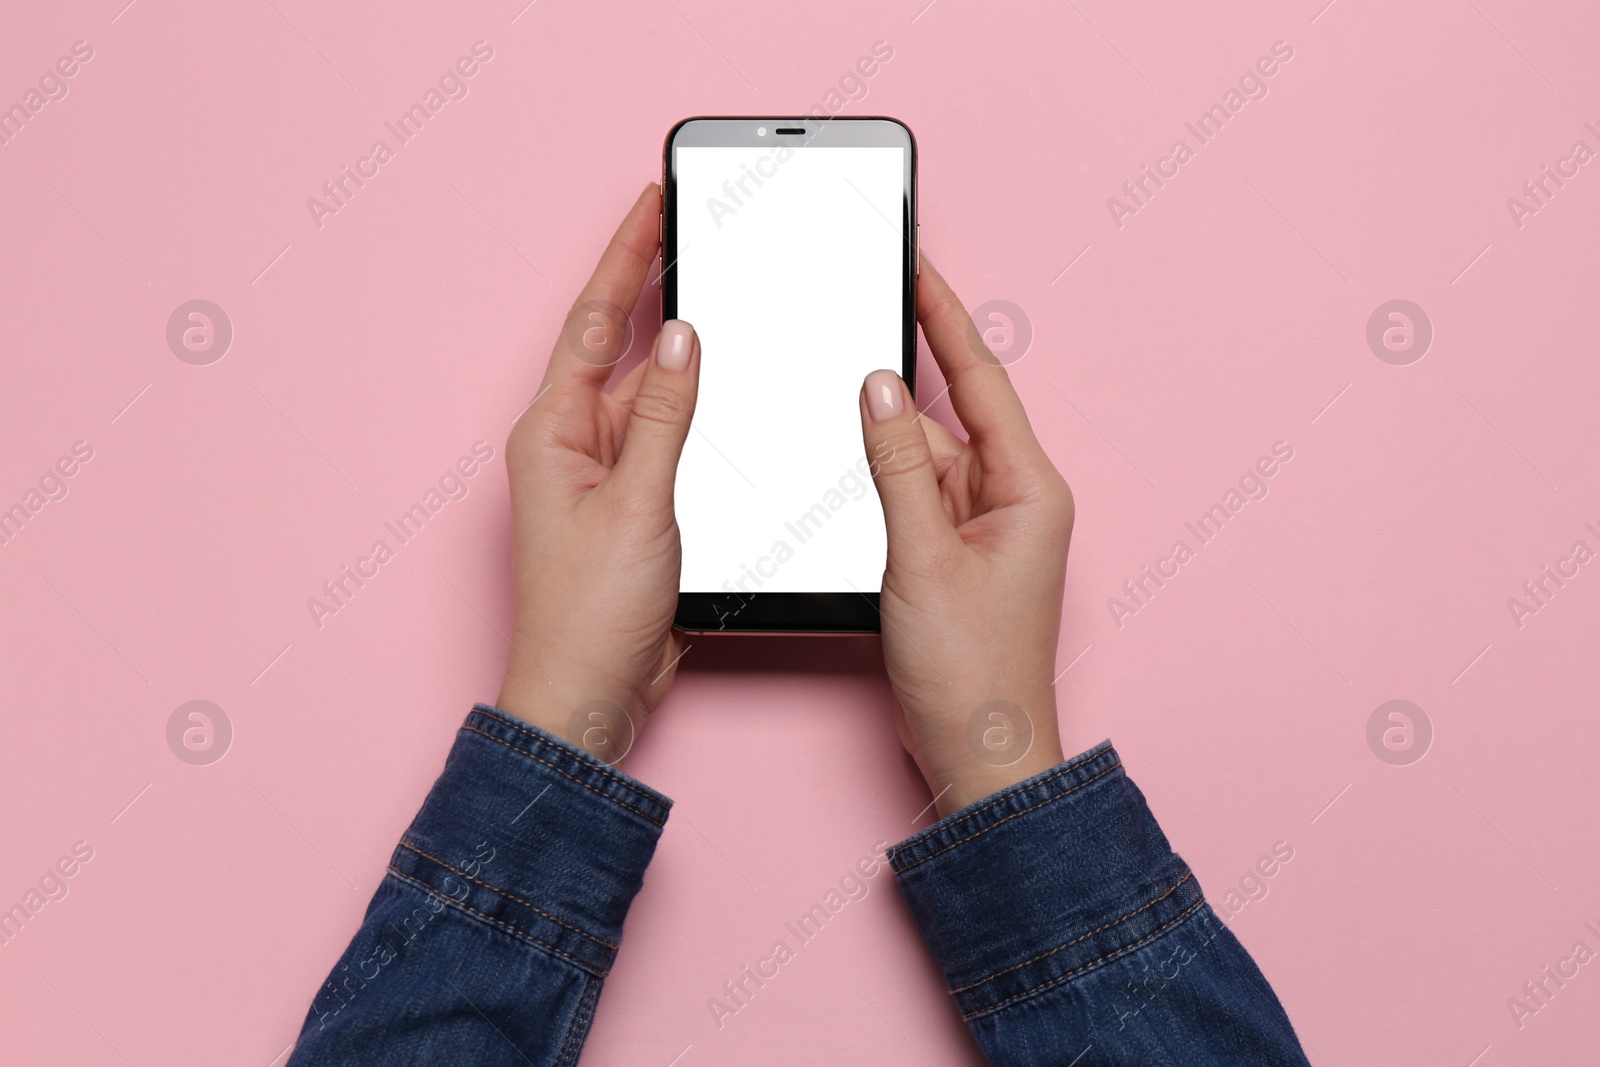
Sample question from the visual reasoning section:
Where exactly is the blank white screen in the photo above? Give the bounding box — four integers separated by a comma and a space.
674, 145, 904, 594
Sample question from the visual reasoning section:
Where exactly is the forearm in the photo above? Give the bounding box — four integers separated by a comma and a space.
287, 705, 669, 1067
890, 742, 1309, 1066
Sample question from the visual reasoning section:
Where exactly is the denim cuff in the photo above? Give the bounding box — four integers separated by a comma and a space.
889, 741, 1205, 1020
386, 704, 671, 979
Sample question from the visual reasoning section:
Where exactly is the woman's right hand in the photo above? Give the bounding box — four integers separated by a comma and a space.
858, 256, 1076, 819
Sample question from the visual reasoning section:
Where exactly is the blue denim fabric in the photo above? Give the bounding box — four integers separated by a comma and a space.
286, 705, 669, 1067
289, 712, 1306, 1066
890, 740, 1310, 1065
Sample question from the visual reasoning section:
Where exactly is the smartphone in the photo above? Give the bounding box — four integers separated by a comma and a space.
663, 116, 917, 634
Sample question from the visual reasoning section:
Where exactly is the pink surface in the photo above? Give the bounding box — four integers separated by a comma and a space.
2, 1, 1597, 1063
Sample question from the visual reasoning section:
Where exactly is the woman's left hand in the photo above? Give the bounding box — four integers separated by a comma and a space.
496, 183, 699, 765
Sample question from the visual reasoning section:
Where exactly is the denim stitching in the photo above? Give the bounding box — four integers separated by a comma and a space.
397, 841, 619, 950
555, 968, 602, 1067
891, 745, 1112, 866
384, 865, 607, 977
475, 709, 665, 809
931, 745, 1110, 835
949, 871, 1194, 994
896, 760, 1123, 874
962, 897, 1209, 1021
461, 725, 665, 826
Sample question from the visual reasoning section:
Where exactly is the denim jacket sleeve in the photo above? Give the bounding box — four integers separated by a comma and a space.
286, 705, 670, 1067
889, 741, 1311, 1066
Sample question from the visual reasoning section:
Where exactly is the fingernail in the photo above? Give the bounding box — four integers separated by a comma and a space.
657, 320, 694, 371
864, 369, 903, 421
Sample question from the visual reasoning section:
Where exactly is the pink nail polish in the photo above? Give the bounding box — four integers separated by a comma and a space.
658, 320, 693, 371
864, 369, 903, 421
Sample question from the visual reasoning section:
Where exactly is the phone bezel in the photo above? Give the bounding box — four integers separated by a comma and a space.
663, 116, 917, 634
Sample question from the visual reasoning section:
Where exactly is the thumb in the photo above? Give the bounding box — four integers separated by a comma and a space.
613, 320, 700, 502
859, 369, 952, 563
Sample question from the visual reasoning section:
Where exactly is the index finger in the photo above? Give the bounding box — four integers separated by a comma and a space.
916, 254, 1043, 453
543, 182, 662, 390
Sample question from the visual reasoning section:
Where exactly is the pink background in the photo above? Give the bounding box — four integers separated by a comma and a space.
3, 0, 1597, 1063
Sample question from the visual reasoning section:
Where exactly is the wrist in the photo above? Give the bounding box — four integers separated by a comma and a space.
916, 687, 1066, 819
496, 664, 641, 766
